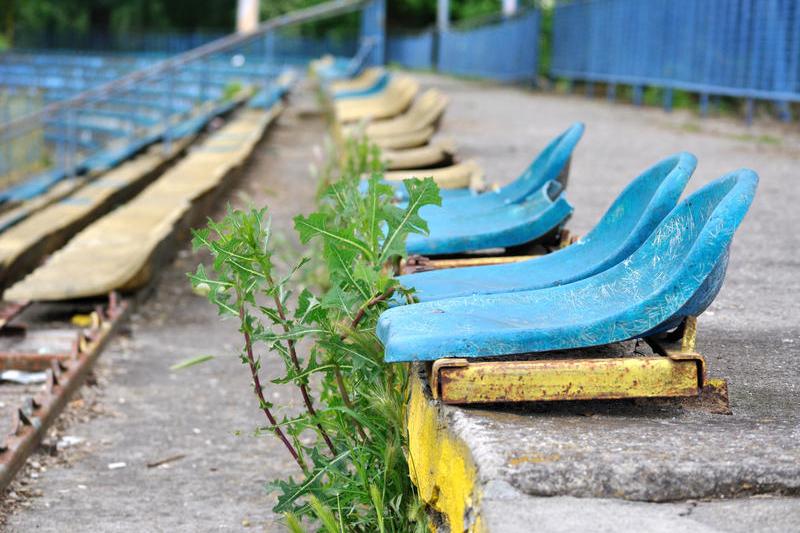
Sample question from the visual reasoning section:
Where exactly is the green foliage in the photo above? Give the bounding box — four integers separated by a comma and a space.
537, 3, 553, 79
642, 86, 694, 109
189, 135, 440, 531
8, 0, 522, 38
221, 81, 243, 101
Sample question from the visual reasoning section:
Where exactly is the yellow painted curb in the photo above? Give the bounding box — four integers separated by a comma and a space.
407, 366, 484, 532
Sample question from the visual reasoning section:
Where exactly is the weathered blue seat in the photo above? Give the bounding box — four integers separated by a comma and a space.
400, 152, 697, 302
316, 57, 362, 82
333, 71, 390, 99
0, 169, 66, 204
249, 71, 295, 109
407, 179, 572, 256
380, 169, 758, 362
390, 122, 584, 204
249, 86, 286, 110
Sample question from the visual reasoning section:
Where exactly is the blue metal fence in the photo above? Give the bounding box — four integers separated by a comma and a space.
552, 0, 800, 116
13, 31, 227, 54
267, 33, 359, 65
387, 11, 540, 83
361, 0, 387, 66
387, 30, 435, 70
439, 11, 540, 82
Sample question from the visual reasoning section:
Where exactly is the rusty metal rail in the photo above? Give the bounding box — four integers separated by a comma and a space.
0, 293, 127, 490
0, 301, 31, 330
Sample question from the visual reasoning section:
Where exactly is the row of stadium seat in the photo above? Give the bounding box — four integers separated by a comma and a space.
311, 58, 757, 368
0, 71, 294, 301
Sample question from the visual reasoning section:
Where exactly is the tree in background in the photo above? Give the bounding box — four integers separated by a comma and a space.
5, 0, 524, 44
6, 0, 235, 48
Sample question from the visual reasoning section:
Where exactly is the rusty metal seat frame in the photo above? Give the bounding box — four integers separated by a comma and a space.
427, 315, 729, 412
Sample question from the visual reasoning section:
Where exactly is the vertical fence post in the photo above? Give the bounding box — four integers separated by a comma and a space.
164, 71, 174, 155
437, 0, 450, 33
361, 0, 386, 67
263, 33, 274, 97
502, 0, 518, 18
30, 90, 41, 176
55, 110, 65, 178
633, 85, 643, 106
607, 83, 616, 102
264, 30, 276, 70
0, 94, 7, 179
66, 107, 77, 179
202, 56, 211, 109
663, 87, 673, 112
236, 0, 260, 34
776, 101, 791, 122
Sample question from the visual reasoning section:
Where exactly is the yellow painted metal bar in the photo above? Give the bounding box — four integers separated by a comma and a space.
433, 355, 704, 404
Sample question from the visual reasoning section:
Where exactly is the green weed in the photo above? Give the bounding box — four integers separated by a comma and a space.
189, 136, 439, 531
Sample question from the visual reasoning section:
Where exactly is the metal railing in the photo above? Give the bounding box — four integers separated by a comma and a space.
0, 0, 369, 199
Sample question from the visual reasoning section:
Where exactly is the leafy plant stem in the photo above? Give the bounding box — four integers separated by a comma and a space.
348, 288, 396, 333
267, 277, 338, 457
332, 365, 368, 441
237, 302, 306, 472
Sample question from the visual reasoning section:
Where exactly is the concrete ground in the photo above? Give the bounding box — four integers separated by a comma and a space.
412, 73, 800, 531
2, 73, 799, 531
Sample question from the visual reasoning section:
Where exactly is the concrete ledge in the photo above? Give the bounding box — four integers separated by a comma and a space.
406, 343, 800, 532
407, 366, 481, 532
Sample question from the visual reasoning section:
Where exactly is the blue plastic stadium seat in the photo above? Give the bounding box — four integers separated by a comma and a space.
380, 169, 758, 362
333, 71, 390, 99
249, 69, 295, 109
0, 169, 67, 204
399, 152, 696, 302
249, 85, 287, 110
406, 179, 572, 256
316, 57, 359, 82
390, 123, 584, 204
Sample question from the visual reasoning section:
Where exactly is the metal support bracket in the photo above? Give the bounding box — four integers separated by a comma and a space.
404, 253, 537, 273
402, 231, 579, 274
